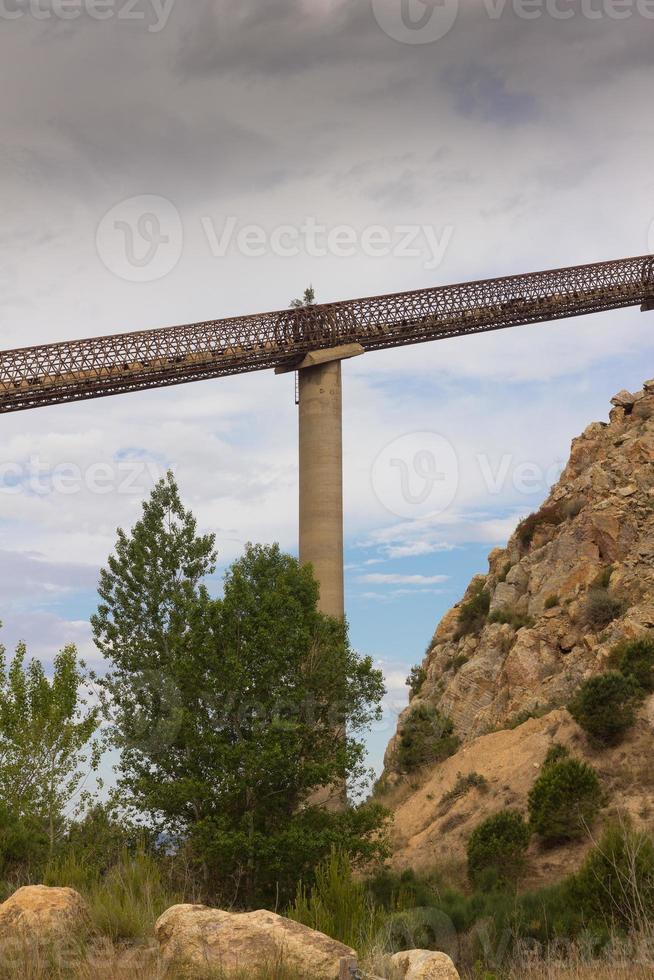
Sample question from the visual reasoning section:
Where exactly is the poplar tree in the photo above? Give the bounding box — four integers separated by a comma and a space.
0, 638, 100, 860
93, 473, 387, 904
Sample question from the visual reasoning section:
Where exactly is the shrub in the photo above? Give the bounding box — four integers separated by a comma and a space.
583, 587, 624, 629
593, 565, 614, 590
516, 503, 565, 550
87, 849, 180, 942
544, 594, 560, 610
406, 665, 426, 700
528, 757, 603, 843
505, 703, 554, 730
367, 867, 439, 912
447, 655, 469, 673
569, 671, 642, 744
288, 850, 385, 954
488, 608, 534, 630
610, 635, 654, 693
440, 772, 488, 812
542, 742, 569, 768
455, 581, 490, 638
397, 705, 459, 773
467, 810, 530, 890
568, 822, 654, 930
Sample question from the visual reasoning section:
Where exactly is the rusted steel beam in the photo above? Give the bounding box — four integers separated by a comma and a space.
0, 253, 652, 414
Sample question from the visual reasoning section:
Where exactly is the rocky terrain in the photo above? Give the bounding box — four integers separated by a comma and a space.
380, 379, 654, 885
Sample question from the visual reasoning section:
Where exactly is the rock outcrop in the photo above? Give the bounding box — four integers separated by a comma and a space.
380, 380, 654, 884
155, 904, 357, 978
391, 949, 460, 979
0, 885, 90, 945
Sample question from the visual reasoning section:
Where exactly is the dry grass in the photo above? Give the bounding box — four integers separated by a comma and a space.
1, 936, 654, 980
0, 941, 310, 980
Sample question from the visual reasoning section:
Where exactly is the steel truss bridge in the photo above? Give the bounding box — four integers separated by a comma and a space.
1, 253, 653, 414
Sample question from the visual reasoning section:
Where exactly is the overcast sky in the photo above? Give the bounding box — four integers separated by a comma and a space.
1, 0, 653, 775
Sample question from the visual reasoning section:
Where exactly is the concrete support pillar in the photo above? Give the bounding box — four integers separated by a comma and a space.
298, 359, 344, 620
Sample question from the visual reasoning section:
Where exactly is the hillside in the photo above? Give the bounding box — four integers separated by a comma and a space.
379, 379, 654, 887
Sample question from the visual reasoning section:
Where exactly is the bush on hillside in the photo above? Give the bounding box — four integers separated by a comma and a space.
516, 502, 565, 550
488, 608, 534, 630
528, 757, 603, 843
542, 742, 569, 768
440, 772, 488, 813
467, 810, 530, 891
568, 671, 641, 744
583, 587, 624, 629
610, 635, 654, 693
568, 822, 654, 931
406, 665, 426, 700
455, 580, 490, 638
396, 705, 459, 773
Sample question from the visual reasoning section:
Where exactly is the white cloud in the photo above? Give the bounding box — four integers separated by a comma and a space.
359, 573, 449, 586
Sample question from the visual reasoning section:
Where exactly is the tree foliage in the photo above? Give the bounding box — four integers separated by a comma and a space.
568, 671, 641, 744
610, 635, 654, 693
528, 757, 603, 843
92, 473, 387, 905
467, 810, 531, 890
396, 704, 459, 774
0, 637, 100, 862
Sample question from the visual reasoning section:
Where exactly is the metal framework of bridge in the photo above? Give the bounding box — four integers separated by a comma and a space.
2, 252, 653, 621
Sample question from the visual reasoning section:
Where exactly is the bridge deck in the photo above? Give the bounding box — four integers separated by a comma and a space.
0, 253, 652, 413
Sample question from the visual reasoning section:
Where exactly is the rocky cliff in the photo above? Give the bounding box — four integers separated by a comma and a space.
380, 379, 654, 885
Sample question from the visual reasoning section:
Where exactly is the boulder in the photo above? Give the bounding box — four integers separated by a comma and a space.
0, 885, 90, 944
391, 949, 460, 979
611, 389, 640, 409
155, 904, 357, 978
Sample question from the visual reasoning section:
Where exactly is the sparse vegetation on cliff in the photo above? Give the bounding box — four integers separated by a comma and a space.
528, 756, 603, 844
569, 671, 641, 744
396, 704, 459, 773
466, 810, 530, 890
455, 580, 490, 639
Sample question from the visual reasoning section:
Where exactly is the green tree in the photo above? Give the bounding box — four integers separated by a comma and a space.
91, 470, 217, 677
568, 671, 641, 744
610, 635, 654, 693
290, 285, 316, 308
467, 810, 531, 891
0, 638, 100, 859
93, 476, 387, 905
569, 822, 654, 930
528, 757, 603, 843
396, 704, 459, 773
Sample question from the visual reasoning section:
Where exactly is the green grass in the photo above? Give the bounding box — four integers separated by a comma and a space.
44, 849, 181, 943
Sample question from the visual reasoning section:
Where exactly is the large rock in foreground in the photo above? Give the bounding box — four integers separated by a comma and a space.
0, 885, 90, 945
392, 950, 460, 979
155, 904, 357, 978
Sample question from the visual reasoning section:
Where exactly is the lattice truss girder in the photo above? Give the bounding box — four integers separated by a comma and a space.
1, 254, 652, 413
